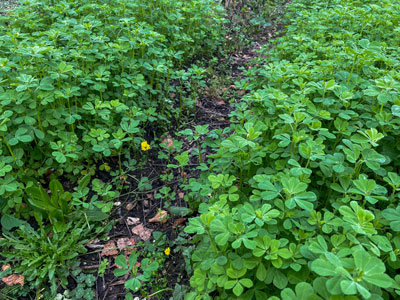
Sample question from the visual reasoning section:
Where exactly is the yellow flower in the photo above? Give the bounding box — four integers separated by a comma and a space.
164, 247, 171, 256
141, 141, 150, 151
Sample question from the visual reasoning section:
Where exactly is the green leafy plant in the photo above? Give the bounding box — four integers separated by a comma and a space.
0, 0, 225, 215
98, 258, 109, 278
0, 219, 89, 297
114, 251, 159, 299
184, 0, 400, 299
26, 179, 73, 232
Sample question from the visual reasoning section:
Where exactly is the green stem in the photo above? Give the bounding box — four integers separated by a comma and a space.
196, 140, 202, 163
146, 288, 173, 299
3, 137, 16, 162
347, 55, 358, 83
118, 147, 122, 173
206, 228, 218, 253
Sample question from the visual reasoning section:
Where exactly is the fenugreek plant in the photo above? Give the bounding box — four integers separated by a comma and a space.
185, 0, 400, 299
0, 0, 225, 297
0, 0, 225, 216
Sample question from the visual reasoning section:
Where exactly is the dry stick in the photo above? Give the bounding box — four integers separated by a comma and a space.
124, 218, 134, 238
101, 287, 109, 300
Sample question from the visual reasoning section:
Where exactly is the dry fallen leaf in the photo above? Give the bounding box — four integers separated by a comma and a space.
2, 274, 24, 287
125, 203, 134, 211
149, 210, 168, 224
217, 100, 226, 105
101, 241, 118, 256
162, 137, 175, 150
1, 264, 10, 271
131, 224, 153, 241
120, 175, 127, 184
172, 217, 187, 229
126, 217, 140, 226
116, 237, 136, 255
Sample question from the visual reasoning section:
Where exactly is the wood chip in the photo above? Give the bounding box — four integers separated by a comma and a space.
101, 241, 118, 257
131, 224, 153, 241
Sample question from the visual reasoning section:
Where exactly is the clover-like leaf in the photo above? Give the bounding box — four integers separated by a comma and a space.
382, 207, 400, 231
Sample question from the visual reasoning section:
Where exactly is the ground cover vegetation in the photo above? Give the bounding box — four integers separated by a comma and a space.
1, 0, 400, 299
184, 0, 400, 299
0, 0, 226, 298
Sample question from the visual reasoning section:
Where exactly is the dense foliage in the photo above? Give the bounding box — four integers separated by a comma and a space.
0, 0, 224, 215
185, 0, 400, 299
2, 0, 400, 298
0, 0, 225, 297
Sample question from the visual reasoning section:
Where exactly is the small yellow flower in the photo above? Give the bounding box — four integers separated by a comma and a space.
141, 141, 150, 151
164, 247, 171, 256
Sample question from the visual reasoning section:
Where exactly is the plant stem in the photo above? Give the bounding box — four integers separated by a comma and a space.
2, 136, 15, 162
146, 288, 174, 299
347, 54, 358, 83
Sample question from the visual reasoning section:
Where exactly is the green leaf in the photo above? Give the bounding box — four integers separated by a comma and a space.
1, 214, 25, 231
52, 151, 67, 163
239, 278, 253, 288
382, 207, 400, 231
326, 275, 343, 295
114, 268, 129, 277
233, 282, 244, 296
356, 283, 371, 299
184, 217, 205, 234
125, 277, 141, 292
224, 280, 236, 289
115, 255, 128, 269
281, 282, 315, 300
363, 273, 392, 288
256, 263, 267, 281
311, 259, 336, 276
39, 77, 54, 91
170, 206, 192, 216
281, 288, 297, 300
86, 208, 108, 221
392, 105, 400, 117
273, 270, 288, 289
340, 280, 357, 295
295, 282, 315, 299
125, 293, 134, 300
128, 253, 138, 269
0, 162, 12, 177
